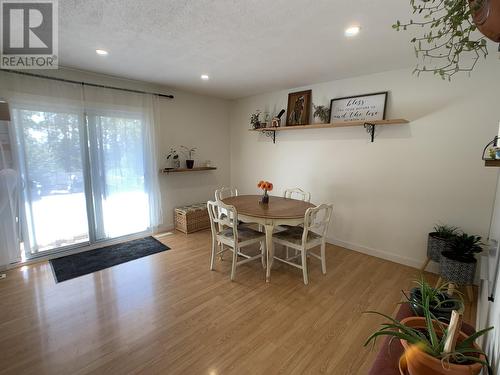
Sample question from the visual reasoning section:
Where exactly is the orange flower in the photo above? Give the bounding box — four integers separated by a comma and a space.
258, 180, 265, 189
267, 183, 273, 191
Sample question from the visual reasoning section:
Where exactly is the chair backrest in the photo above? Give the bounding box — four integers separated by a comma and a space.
207, 200, 238, 242
283, 188, 311, 202
215, 186, 238, 201
303, 204, 333, 243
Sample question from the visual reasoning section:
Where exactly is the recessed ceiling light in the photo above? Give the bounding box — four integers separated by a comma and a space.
345, 26, 360, 37
96, 49, 108, 56
201, 74, 210, 81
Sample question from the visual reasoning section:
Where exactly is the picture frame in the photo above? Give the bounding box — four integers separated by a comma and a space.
286, 90, 312, 126
329, 91, 388, 123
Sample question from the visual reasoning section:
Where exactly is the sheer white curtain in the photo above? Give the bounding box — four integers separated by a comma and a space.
0, 71, 163, 260
0, 142, 20, 266
0, 71, 87, 256
83, 86, 163, 238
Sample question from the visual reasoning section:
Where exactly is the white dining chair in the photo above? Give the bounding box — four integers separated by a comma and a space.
215, 186, 238, 201
272, 204, 333, 285
279, 188, 312, 258
283, 187, 311, 203
207, 200, 266, 281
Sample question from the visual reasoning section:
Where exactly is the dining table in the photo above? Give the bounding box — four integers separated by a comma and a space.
221, 194, 315, 282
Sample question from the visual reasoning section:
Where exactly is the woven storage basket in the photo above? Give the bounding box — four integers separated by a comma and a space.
427, 233, 453, 262
175, 203, 210, 234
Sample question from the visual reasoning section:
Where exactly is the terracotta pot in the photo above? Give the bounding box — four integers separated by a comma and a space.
400, 317, 485, 375
470, 0, 500, 42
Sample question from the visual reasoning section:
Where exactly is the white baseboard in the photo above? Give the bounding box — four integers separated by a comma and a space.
327, 236, 439, 274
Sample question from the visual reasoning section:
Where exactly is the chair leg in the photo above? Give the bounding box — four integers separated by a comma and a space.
285, 246, 289, 260
219, 242, 224, 260
420, 257, 430, 272
320, 242, 326, 275
210, 237, 217, 270
301, 249, 309, 285
230, 246, 238, 281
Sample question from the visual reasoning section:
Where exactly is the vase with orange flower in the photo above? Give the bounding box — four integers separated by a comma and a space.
257, 180, 273, 204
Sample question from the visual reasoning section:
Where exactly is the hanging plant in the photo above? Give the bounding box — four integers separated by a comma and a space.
393, 0, 499, 80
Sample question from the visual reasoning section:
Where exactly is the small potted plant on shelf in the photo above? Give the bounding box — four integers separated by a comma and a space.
250, 110, 261, 129
407, 278, 463, 323
440, 233, 483, 286
312, 104, 330, 124
427, 224, 460, 263
257, 180, 273, 204
165, 148, 180, 170
365, 279, 493, 375
180, 146, 197, 169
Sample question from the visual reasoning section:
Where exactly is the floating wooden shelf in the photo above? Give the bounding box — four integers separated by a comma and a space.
484, 160, 500, 167
161, 167, 217, 174
249, 118, 410, 143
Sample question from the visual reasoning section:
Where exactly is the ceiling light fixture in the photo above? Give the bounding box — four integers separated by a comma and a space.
96, 49, 108, 56
345, 26, 360, 37
201, 74, 210, 81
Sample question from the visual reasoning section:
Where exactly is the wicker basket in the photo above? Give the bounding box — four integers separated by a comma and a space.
174, 203, 210, 234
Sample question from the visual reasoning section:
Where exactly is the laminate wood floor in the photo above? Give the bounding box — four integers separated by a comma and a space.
0, 230, 476, 375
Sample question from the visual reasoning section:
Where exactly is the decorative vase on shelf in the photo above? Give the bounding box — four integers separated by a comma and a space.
257, 180, 273, 205
186, 160, 194, 169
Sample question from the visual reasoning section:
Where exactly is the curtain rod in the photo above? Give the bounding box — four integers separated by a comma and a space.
0, 69, 174, 99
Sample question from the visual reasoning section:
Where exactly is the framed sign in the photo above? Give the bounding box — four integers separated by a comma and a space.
329, 92, 388, 123
286, 90, 311, 126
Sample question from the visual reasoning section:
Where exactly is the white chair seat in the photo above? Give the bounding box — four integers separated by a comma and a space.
273, 226, 321, 245
220, 226, 265, 242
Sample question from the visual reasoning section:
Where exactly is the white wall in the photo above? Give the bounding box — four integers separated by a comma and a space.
3, 67, 231, 231
229, 58, 500, 269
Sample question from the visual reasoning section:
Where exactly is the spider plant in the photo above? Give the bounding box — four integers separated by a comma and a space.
364, 279, 493, 372
432, 224, 460, 239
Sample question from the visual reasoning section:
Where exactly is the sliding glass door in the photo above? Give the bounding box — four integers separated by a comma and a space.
87, 112, 150, 241
13, 108, 152, 257
14, 108, 90, 253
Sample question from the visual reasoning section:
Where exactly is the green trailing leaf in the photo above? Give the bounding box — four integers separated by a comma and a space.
395, 0, 489, 79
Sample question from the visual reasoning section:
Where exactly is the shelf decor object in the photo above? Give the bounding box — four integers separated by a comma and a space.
161, 167, 217, 174
481, 135, 500, 167
329, 92, 388, 124
249, 118, 409, 144
286, 90, 312, 126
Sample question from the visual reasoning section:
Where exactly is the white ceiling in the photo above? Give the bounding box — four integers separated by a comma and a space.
60, 0, 416, 99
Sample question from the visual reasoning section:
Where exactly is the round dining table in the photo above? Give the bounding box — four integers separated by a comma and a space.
222, 195, 315, 282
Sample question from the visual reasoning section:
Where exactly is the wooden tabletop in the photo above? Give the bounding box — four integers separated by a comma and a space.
222, 195, 314, 219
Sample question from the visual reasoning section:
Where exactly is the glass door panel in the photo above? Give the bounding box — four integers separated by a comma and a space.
88, 114, 150, 240
15, 109, 89, 254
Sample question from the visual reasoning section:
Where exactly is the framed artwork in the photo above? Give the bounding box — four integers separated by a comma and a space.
329, 91, 388, 123
286, 90, 311, 126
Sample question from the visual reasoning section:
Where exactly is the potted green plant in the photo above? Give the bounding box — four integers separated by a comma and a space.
250, 110, 261, 129
393, 0, 500, 80
440, 233, 483, 286
427, 224, 459, 263
180, 146, 197, 169
365, 279, 493, 375
165, 148, 180, 170
408, 278, 463, 322
312, 104, 330, 124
